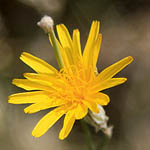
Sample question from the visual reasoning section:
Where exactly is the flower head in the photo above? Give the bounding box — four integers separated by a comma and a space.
9, 21, 133, 140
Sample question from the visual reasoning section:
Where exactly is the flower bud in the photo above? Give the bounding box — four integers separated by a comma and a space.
85, 105, 113, 138
37, 15, 54, 33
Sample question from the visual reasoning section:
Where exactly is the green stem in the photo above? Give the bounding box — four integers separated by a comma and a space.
98, 135, 110, 150
48, 30, 64, 69
80, 120, 96, 150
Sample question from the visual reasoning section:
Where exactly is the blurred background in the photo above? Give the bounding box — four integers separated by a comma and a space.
0, 0, 149, 150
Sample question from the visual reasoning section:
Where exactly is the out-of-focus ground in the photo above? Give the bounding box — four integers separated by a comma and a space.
0, 0, 149, 150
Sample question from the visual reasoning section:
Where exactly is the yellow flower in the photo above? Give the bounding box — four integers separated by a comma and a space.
8, 21, 133, 140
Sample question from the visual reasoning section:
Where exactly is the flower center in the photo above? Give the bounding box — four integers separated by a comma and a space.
54, 65, 95, 104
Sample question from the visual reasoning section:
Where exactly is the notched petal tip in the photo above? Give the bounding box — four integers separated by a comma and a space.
92, 20, 100, 25
122, 78, 127, 82
20, 52, 28, 59
102, 98, 110, 106
73, 28, 79, 31
56, 24, 66, 32
24, 108, 30, 114
127, 56, 134, 63
12, 79, 18, 85
8, 93, 21, 104
100, 94, 110, 106
32, 125, 43, 138
23, 73, 34, 79
23, 73, 28, 78
98, 33, 102, 39
24, 106, 33, 114
8, 99, 13, 104
59, 134, 65, 140
32, 130, 41, 138
8, 96, 17, 104
56, 23, 63, 27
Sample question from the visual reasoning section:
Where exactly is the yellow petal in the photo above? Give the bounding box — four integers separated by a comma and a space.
91, 92, 110, 106
83, 34, 102, 71
20, 52, 57, 74
92, 78, 127, 92
57, 24, 79, 66
73, 29, 82, 57
8, 91, 50, 104
24, 99, 65, 114
75, 104, 88, 120
56, 24, 72, 49
72, 29, 82, 65
82, 100, 99, 113
24, 73, 67, 90
24, 103, 50, 114
32, 106, 66, 138
63, 47, 74, 65
12, 79, 55, 92
24, 73, 55, 85
92, 34, 102, 69
83, 21, 100, 68
59, 110, 75, 140
96, 56, 133, 82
